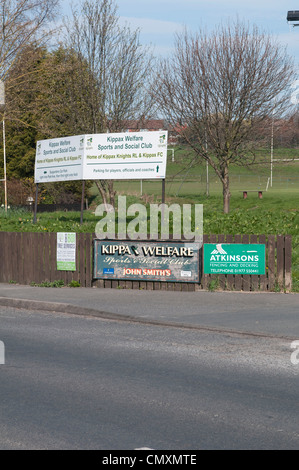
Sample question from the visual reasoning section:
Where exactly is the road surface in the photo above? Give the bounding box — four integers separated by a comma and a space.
0, 306, 299, 450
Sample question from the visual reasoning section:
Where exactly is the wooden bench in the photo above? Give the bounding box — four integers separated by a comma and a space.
241, 190, 263, 199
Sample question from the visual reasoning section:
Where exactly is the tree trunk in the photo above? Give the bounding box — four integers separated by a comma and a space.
95, 180, 116, 212
222, 167, 230, 214
108, 180, 116, 208
95, 181, 108, 210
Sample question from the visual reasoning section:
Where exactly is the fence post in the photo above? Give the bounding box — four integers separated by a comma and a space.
250, 234, 259, 291
285, 235, 292, 292
276, 234, 284, 290
201, 234, 210, 290
267, 235, 276, 291
259, 234, 267, 291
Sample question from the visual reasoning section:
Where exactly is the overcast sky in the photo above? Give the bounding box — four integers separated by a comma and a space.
60, 0, 299, 69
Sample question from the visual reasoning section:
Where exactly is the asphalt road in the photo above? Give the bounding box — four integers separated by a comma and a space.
1, 305, 299, 450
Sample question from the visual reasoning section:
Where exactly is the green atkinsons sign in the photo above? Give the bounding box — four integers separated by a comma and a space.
204, 244, 266, 275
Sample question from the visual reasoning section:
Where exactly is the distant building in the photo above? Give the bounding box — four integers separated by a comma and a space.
121, 119, 179, 145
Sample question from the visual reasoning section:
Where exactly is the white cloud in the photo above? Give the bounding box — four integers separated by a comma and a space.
275, 30, 299, 67
119, 16, 184, 56
119, 16, 184, 35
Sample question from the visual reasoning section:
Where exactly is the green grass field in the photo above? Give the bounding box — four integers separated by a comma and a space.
1, 145, 299, 291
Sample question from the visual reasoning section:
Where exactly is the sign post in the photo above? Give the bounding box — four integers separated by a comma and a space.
80, 180, 85, 225
33, 183, 39, 224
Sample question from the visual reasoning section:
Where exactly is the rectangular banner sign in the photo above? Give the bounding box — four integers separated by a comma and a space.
35, 131, 168, 183
94, 240, 201, 283
57, 232, 76, 271
84, 131, 167, 180
204, 243, 266, 275
35, 135, 84, 183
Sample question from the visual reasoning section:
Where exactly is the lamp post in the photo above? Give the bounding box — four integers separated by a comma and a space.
0, 81, 6, 212
287, 10, 299, 26
270, 110, 274, 187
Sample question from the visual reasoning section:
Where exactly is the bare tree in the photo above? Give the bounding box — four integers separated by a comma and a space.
155, 21, 295, 213
64, 0, 155, 208
0, 0, 59, 80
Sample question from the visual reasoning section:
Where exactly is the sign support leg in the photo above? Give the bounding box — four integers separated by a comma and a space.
80, 180, 85, 225
161, 178, 166, 239
162, 178, 165, 204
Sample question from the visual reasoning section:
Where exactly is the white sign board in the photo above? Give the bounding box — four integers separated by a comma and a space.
35, 135, 84, 183
35, 131, 167, 183
83, 131, 167, 180
57, 233, 76, 271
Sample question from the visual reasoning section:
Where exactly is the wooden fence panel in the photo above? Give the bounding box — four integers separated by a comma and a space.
79, 233, 85, 287
259, 234, 267, 291
43, 232, 51, 282
250, 234, 259, 292
209, 234, 217, 290
10, 232, 18, 283
72, 234, 80, 284
201, 234, 210, 290
0, 232, 8, 283
0, 232, 293, 291
0, 233, 5, 282
267, 235, 276, 291
276, 234, 285, 290
234, 235, 242, 291
217, 234, 226, 290
3, 233, 11, 283
85, 233, 92, 287
0, 233, 4, 282
35, 232, 43, 283
226, 234, 235, 290
241, 234, 250, 292
49, 233, 56, 282
22, 232, 31, 284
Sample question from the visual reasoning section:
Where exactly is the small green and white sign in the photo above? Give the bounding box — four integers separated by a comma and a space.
57, 233, 76, 271
204, 244, 266, 275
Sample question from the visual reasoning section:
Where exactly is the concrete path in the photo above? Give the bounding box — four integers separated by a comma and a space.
0, 283, 298, 339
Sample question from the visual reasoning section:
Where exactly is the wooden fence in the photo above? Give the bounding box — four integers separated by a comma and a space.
0, 232, 292, 292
